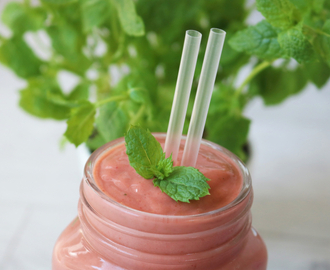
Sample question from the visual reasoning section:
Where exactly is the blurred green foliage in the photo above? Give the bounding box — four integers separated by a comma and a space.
0, 0, 329, 161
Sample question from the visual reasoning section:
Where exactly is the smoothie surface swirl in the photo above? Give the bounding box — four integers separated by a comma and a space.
93, 138, 243, 215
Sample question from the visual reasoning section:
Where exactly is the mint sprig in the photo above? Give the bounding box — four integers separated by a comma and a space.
125, 126, 210, 202
153, 167, 210, 203
125, 125, 173, 179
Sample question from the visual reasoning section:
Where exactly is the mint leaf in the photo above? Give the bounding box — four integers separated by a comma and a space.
220, 31, 250, 80
206, 83, 249, 160
153, 167, 210, 203
86, 131, 107, 151
0, 36, 42, 78
304, 61, 330, 89
288, 0, 311, 12
47, 24, 79, 59
1, 3, 46, 34
314, 20, 330, 65
80, 0, 111, 32
112, 0, 145, 36
125, 125, 164, 179
279, 25, 315, 62
64, 101, 96, 147
149, 153, 174, 180
312, 0, 325, 13
46, 92, 79, 108
290, 0, 325, 13
67, 82, 90, 101
156, 154, 174, 179
19, 78, 70, 120
229, 20, 286, 60
207, 114, 250, 161
136, 0, 199, 45
251, 66, 308, 105
129, 88, 149, 104
125, 126, 209, 202
208, 83, 247, 122
41, 0, 77, 5
42, 81, 90, 109
46, 24, 90, 75
278, 25, 316, 63
96, 101, 128, 142
256, 0, 299, 30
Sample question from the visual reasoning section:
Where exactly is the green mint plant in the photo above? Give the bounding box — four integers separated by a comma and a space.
0, 0, 329, 161
125, 126, 210, 202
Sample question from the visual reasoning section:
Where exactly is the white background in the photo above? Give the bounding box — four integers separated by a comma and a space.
0, 0, 329, 269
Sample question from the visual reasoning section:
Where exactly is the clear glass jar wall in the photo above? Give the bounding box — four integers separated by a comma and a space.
52, 135, 268, 270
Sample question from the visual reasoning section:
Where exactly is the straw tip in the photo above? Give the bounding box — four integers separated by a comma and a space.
210, 28, 226, 36
186, 30, 202, 38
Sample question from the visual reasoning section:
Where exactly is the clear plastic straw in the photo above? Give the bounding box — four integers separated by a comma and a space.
164, 30, 202, 161
181, 28, 226, 167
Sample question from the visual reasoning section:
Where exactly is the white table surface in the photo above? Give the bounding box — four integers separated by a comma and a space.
0, 2, 330, 269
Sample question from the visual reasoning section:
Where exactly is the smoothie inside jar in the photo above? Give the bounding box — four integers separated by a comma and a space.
93, 137, 243, 215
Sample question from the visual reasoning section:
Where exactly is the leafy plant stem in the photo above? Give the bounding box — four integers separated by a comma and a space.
95, 95, 128, 107
110, 4, 120, 45
304, 25, 330, 38
111, 34, 126, 63
235, 61, 271, 98
129, 104, 145, 125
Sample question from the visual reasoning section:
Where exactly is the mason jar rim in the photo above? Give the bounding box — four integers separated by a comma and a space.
83, 133, 252, 220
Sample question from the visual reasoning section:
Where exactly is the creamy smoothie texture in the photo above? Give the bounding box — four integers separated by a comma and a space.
93, 138, 242, 215
53, 137, 268, 270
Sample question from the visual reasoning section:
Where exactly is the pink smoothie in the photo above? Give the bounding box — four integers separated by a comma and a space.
93, 137, 242, 215
52, 136, 267, 270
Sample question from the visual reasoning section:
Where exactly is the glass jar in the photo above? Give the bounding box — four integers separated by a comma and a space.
52, 135, 267, 270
